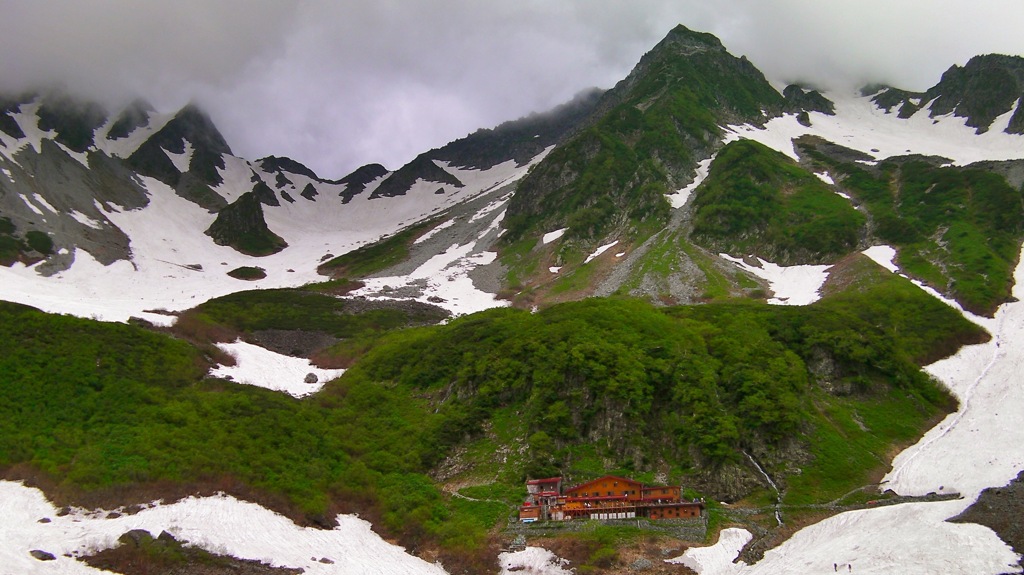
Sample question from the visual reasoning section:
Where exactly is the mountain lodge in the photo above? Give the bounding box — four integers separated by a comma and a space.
519, 475, 704, 522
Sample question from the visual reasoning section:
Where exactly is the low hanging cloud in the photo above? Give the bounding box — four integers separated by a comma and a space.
2, 0, 1022, 178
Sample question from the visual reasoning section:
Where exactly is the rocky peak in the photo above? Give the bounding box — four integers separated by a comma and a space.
127, 102, 232, 187
106, 99, 155, 140
505, 25, 784, 247
334, 163, 388, 203
205, 191, 287, 256
0, 94, 29, 139
257, 155, 320, 181
370, 155, 463, 199
165, 103, 233, 158
926, 54, 1024, 133
35, 93, 109, 153
783, 84, 836, 126
657, 23, 726, 55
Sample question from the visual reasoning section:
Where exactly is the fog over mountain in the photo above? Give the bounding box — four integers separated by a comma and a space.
2, 0, 1022, 178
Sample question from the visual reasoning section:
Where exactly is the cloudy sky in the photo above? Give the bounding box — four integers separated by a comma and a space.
2, 1, 1022, 178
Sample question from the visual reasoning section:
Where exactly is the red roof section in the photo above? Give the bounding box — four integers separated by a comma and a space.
565, 475, 643, 494
526, 477, 562, 485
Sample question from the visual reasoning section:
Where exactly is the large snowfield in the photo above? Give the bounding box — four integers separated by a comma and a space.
2, 91, 1024, 573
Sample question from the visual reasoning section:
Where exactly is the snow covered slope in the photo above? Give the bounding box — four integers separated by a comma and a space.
673, 247, 1024, 575
0, 482, 448, 575
725, 90, 1023, 166
0, 94, 548, 323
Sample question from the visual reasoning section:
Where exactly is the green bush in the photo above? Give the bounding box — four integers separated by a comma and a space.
690, 140, 865, 263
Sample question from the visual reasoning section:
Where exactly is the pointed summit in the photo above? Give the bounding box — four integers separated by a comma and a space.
35, 93, 109, 153
106, 99, 156, 140
127, 102, 232, 187
505, 25, 783, 246
656, 23, 725, 52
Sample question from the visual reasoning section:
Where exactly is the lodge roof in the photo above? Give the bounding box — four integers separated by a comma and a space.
526, 477, 563, 485
565, 475, 643, 493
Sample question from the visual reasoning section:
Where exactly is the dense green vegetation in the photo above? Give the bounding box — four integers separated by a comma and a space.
172, 288, 449, 367
690, 140, 865, 264
801, 143, 1024, 315
226, 266, 266, 280
347, 265, 979, 487
0, 300, 481, 554
185, 289, 442, 336
318, 219, 436, 278
0, 259, 983, 562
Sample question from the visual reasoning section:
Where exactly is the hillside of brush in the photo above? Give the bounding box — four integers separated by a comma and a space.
0, 254, 985, 569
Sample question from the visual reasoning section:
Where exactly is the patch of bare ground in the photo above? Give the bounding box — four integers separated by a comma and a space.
529, 534, 699, 574
817, 252, 881, 297
82, 529, 304, 575
949, 470, 1024, 571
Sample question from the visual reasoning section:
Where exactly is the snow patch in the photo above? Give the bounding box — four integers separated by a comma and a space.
666, 528, 752, 574
213, 154, 257, 204
209, 340, 345, 398
720, 255, 831, 306
22, 195, 45, 216
0, 480, 449, 575
988, 98, 1021, 134
1, 167, 13, 182
881, 242, 1024, 499
413, 219, 456, 244
862, 245, 898, 273
814, 171, 834, 185
354, 241, 506, 316
468, 196, 506, 223
8, 101, 54, 156
94, 110, 175, 158
163, 140, 193, 173
669, 155, 714, 208
737, 500, 1017, 575
542, 228, 566, 244
56, 142, 90, 169
725, 91, 1024, 166
69, 210, 104, 230
584, 240, 619, 264
499, 547, 573, 575
31, 193, 57, 213
549, 266, 561, 273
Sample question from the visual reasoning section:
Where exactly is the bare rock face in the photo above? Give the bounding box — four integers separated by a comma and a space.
304, 373, 318, 384
949, 470, 1024, 569
30, 549, 56, 561
205, 191, 288, 256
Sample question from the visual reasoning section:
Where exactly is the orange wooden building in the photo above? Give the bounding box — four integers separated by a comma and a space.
519, 474, 704, 522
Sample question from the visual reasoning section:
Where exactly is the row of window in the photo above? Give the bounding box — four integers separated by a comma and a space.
573, 488, 674, 497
